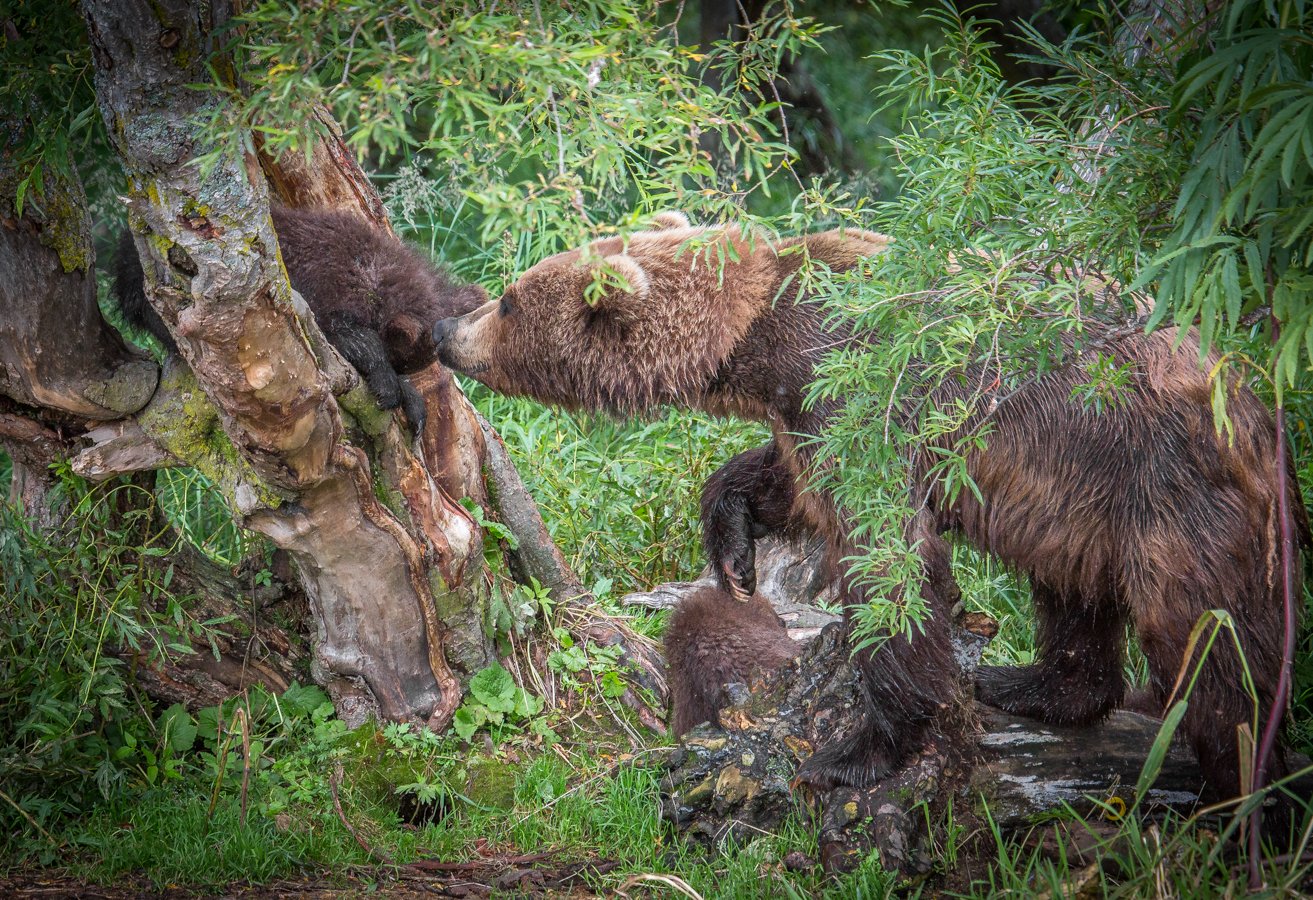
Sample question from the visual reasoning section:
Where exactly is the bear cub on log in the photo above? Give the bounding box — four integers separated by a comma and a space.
665, 586, 801, 736
433, 211, 1307, 802
115, 206, 486, 432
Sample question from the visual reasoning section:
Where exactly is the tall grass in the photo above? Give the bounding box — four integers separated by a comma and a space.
470, 384, 768, 594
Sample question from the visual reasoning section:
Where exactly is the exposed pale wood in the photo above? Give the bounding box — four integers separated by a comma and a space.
651, 549, 1270, 878
972, 707, 1205, 827
71, 419, 178, 480
80, 0, 481, 729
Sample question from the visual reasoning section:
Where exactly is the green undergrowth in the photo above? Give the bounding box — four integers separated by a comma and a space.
469, 383, 770, 596
21, 677, 893, 898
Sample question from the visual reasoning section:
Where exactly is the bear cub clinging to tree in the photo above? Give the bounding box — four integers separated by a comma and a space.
116, 205, 487, 432
433, 211, 1306, 801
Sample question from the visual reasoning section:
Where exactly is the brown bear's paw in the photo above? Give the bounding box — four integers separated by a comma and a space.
975, 664, 1122, 726
793, 733, 894, 793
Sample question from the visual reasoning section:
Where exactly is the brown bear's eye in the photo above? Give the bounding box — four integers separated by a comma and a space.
499, 295, 513, 317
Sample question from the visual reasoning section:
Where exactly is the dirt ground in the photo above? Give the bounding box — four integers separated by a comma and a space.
1, 857, 621, 898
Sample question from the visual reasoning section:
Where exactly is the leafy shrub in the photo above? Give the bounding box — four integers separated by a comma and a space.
0, 472, 190, 853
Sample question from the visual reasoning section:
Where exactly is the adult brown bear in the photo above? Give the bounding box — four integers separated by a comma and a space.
433, 212, 1306, 799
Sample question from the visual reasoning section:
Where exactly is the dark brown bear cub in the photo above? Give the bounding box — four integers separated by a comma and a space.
434, 212, 1306, 802
666, 586, 800, 736
115, 206, 486, 431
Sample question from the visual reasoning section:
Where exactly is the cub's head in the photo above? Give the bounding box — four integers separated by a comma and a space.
434, 212, 775, 414
382, 282, 489, 375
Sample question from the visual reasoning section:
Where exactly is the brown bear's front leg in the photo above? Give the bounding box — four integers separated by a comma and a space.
700, 443, 797, 596
975, 583, 1127, 725
326, 322, 426, 433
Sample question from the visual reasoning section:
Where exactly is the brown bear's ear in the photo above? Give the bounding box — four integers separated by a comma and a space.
382, 313, 428, 369
650, 211, 691, 231
583, 254, 651, 320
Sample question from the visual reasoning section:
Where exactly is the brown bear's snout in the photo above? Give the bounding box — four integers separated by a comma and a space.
433, 316, 459, 347
433, 312, 493, 376
432, 316, 467, 371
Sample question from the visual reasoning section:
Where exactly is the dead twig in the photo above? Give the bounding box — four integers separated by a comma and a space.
329, 763, 394, 865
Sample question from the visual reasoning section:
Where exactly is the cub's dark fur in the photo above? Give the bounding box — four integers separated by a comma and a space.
114, 206, 486, 431
665, 586, 800, 735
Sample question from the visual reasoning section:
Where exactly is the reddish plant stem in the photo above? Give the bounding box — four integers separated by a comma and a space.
1249, 311, 1297, 888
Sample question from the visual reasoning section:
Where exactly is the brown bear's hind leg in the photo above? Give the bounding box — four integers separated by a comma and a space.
1140, 621, 1282, 804
976, 584, 1126, 725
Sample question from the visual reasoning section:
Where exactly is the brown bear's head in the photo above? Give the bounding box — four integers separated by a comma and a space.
434, 213, 891, 415
433, 213, 781, 413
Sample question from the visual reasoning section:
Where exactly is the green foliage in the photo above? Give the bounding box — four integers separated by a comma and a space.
0, 471, 202, 852
207, 0, 821, 259
0, 1, 106, 213
804, 3, 1313, 648
1136, 0, 1313, 400
451, 662, 543, 742
154, 468, 251, 566
473, 387, 768, 592
804, 7, 1149, 638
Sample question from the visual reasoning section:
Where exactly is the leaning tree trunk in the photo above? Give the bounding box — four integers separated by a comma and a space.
0, 0, 663, 735
79, 0, 472, 729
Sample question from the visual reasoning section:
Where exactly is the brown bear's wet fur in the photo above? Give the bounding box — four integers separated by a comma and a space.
116, 206, 487, 430
665, 586, 801, 736
435, 213, 1308, 800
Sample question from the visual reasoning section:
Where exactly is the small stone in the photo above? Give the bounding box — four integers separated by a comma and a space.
685, 734, 728, 752
683, 774, 717, 805
715, 765, 761, 805
782, 851, 815, 872
782, 735, 813, 759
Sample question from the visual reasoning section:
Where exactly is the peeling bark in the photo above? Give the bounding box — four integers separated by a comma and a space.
0, 160, 157, 419
0, 0, 669, 739
254, 107, 393, 232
